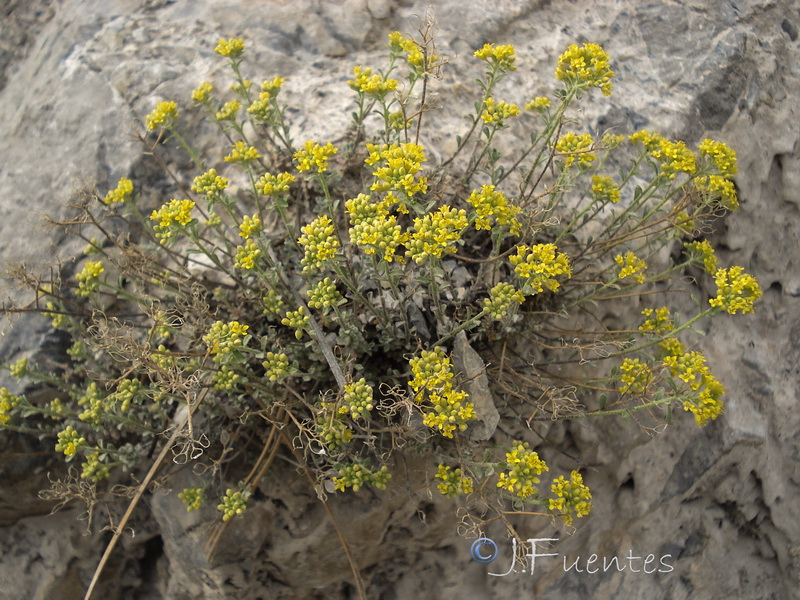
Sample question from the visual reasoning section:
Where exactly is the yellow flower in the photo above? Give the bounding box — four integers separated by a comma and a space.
474, 43, 516, 71
618, 358, 651, 394
239, 214, 262, 239
639, 307, 674, 334
556, 132, 596, 168
406, 206, 467, 264
497, 440, 549, 499
699, 139, 737, 176
294, 140, 338, 173
483, 282, 525, 319
281, 307, 310, 340
191, 81, 214, 103
481, 97, 520, 124
549, 470, 592, 526
192, 169, 228, 196
525, 96, 551, 111
215, 37, 245, 59
234, 238, 262, 270
696, 175, 738, 210
367, 142, 427, 197
709, 266, 762, 314
466, 185, 521, 233
509, 243, 571, 293
263, 351, 291, 383
224, 141, 260, 164
75, 261, 104, 298
614, 251, 646, 283
145, 100, 178, 131
435, 465, 474, 498
684, 239, 717, 274
591, 175, 620, 204
103, 177, 134, 205
555, 43, 614, 95
215, 99, 241, 121
261, 76, 285, 95
683, 374, 725, 427
150, 199, 195, 243
349, 213, 409, 263
298, 214, 339, 272
256, 172, 295, 196
348, 66, 398, 99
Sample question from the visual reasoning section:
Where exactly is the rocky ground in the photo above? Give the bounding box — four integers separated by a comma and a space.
1, 0, 798, 598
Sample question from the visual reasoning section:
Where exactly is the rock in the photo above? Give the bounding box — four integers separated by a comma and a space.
452, 330, 499, 441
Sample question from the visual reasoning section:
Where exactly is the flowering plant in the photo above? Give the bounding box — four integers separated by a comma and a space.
2, 26, 759, 595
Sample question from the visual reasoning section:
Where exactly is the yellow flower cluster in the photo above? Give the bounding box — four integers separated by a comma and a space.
549, 470, 592, 526
525, 96, 551, 111
697, 175, 738, 210
651, 139, 697, 179
684, 239, 718, 274
145, 100, 178, 131
406, 206, 467, 264
408, 347, 475, 438
435, 465, 475, 498
230, 79, 251, 95
351, 212, 408, 263
256, 172, 295, 196
348, 66, 398, 99
366, 142, 427, 197
388, 31, 433, 70
614, 251, 647, 283
684, 376, 725, 427
234, 238, 262, 270
262, 351, 290, 383
150, 199, 195, 243
215, 37, 245, 59
203, 321, 249, 358
481, 97, 520, 124
247, 92, 273, 121
699, 139, 737, 176
215, 99, 241, 121
591, 174, 621, 204
75, 261, 104, 298
178, 487, 205, 511
81, 452, 110, 482
55, 425, 86, 458
639, 307, 674, 334
555, 43, 614, 95
218, 489, 248, 521
709, 266, 762, 314
281, 307, 309, 339
224, 141, 261, 164
340, 377, 374, 420
474, 43, 516, 71
239, 214, 262, 239
298, 214, 339, 272
307, 277, 344, 313
103, 177, 134, 205
661, 350, 725, 426
294, 140, 338, 173
262, 290, 285, 320
556, 132, 596, 168
618, 358, 651, 394
191, 81, 214, 103
660, 336, 685, 359
333, 463, 391, 492
497, 440, 549, 499
261, 76, 284, 95
466, 185, 521, 233
629, 131, 696, 179
192, 169, 228, 196
509, 243, 571, 293
108, 378, 141, 412
0, 388, 20, 425
316, 402, 353, 450
484, 282, 525, 320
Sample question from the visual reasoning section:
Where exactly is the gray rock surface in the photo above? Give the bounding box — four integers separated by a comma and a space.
1, 0, 798, 598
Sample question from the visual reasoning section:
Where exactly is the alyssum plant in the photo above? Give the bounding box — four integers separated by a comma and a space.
2, 26, 759, 593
